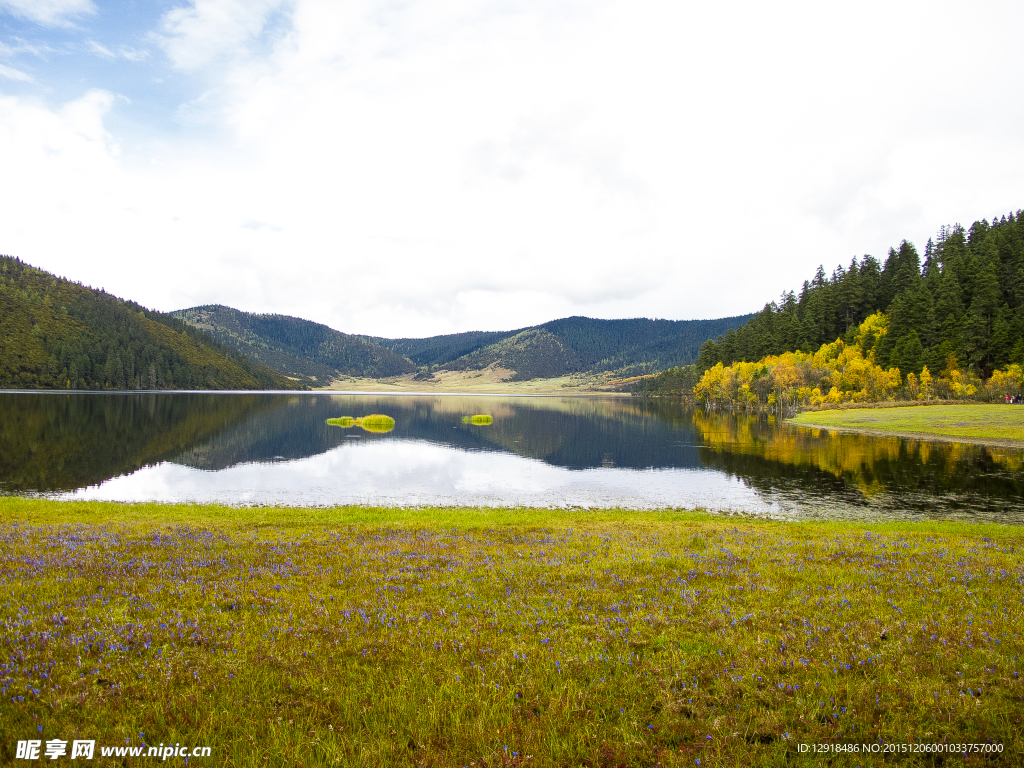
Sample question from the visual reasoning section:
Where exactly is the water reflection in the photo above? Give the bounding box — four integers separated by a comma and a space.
692, 410, 1024, 517
0, 392, 272, 492
1, 392, 1021, 521
61, 443, 769, 512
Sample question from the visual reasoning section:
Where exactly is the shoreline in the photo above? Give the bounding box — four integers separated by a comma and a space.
3, 497, 1020, 535
788, 403, 1024, 449
782, 403, 1024, 450
0, 387, 630, 397
788, 421, 1024, 449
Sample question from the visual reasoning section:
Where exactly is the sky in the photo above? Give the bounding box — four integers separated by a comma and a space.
1, 1, 1022, 338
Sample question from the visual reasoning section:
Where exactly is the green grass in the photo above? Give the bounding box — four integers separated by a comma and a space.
1, 498, 1022, 766
790, 404, 1024, 443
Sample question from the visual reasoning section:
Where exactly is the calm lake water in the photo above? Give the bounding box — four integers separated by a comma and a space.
2, 391, 1023, 522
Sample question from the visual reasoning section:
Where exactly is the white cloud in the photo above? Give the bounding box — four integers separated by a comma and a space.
241, 220, 283, 232
0, 63, 32, 81
59, 88, 116, 143
1, 0, 1023, 338
0, 0, 95, 27
88, 40, 151, 62
87, 40, 114, 58
118, 47, 149, 62
156, 0, 289, 71
0, 39, 47, 58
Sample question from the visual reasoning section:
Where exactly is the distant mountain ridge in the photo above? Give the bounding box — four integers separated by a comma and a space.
171, 305, 415, 385
0, 256, 295, 390
360, 329, 516, 368
366, 315, 756, 380
171, 304, 754, 383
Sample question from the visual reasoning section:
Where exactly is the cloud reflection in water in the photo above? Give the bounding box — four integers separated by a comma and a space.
58, 440, 777, 513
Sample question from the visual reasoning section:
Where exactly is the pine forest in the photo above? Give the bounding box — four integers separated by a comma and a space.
637, 210, 1024, 406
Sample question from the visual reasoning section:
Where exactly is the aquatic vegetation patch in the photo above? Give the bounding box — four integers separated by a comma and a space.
462, 414, 494, 425
0, 514, 1021, 766
355, 414, 395, 433
325, 416, 356, 428
326, 414, 395, 433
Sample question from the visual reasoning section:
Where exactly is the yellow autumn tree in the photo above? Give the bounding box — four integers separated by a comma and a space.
941, 355, 978, 399
688, 313, 1020, 410
985, 364, 1023, 400
919, 366, 933, 400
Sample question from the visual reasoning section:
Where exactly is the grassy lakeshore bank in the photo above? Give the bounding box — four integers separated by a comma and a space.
315, 366, 633, 395
1, 499, 1022, 766
789, 404, 1024, 447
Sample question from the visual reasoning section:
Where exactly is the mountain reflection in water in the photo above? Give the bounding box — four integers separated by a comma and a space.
1, 392, 1021, 521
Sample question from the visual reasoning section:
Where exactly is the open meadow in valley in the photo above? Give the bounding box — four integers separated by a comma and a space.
1, 500, 1021, 766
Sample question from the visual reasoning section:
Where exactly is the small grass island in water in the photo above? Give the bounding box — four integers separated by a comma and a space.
461, 414, 493, 425
326, 414, 396, 433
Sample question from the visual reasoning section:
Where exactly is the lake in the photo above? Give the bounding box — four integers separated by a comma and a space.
2, 391, 1022, 522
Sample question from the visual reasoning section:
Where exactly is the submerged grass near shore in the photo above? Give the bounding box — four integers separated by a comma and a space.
1, 499, 1022, 766
790, 404, 1024, 444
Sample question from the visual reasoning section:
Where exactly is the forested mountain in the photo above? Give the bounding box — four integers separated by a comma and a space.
172, 306, 752, 383
171, 305, 415, 384
362, 330, 516, 367
540, 316, 751, 372
0, 256, 296, 390
442, 328, 582, 380
366, 315, 754, 379
695, 211, 1024, 378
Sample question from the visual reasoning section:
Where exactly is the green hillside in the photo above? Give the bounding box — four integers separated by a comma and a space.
437, 315, 754, 379
367, 315, 754, 380
0, 257, 296, 391
171, 305, 415, 385
363, 329, 516, 367
537, 316, 753, 372
443, 328, 581, 380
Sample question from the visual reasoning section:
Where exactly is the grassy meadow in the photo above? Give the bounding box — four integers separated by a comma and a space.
1, 499, 1022, 766
790, 404, 1024, 445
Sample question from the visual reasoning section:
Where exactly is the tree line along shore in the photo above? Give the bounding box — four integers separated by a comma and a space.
635, 210, 1024, 412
